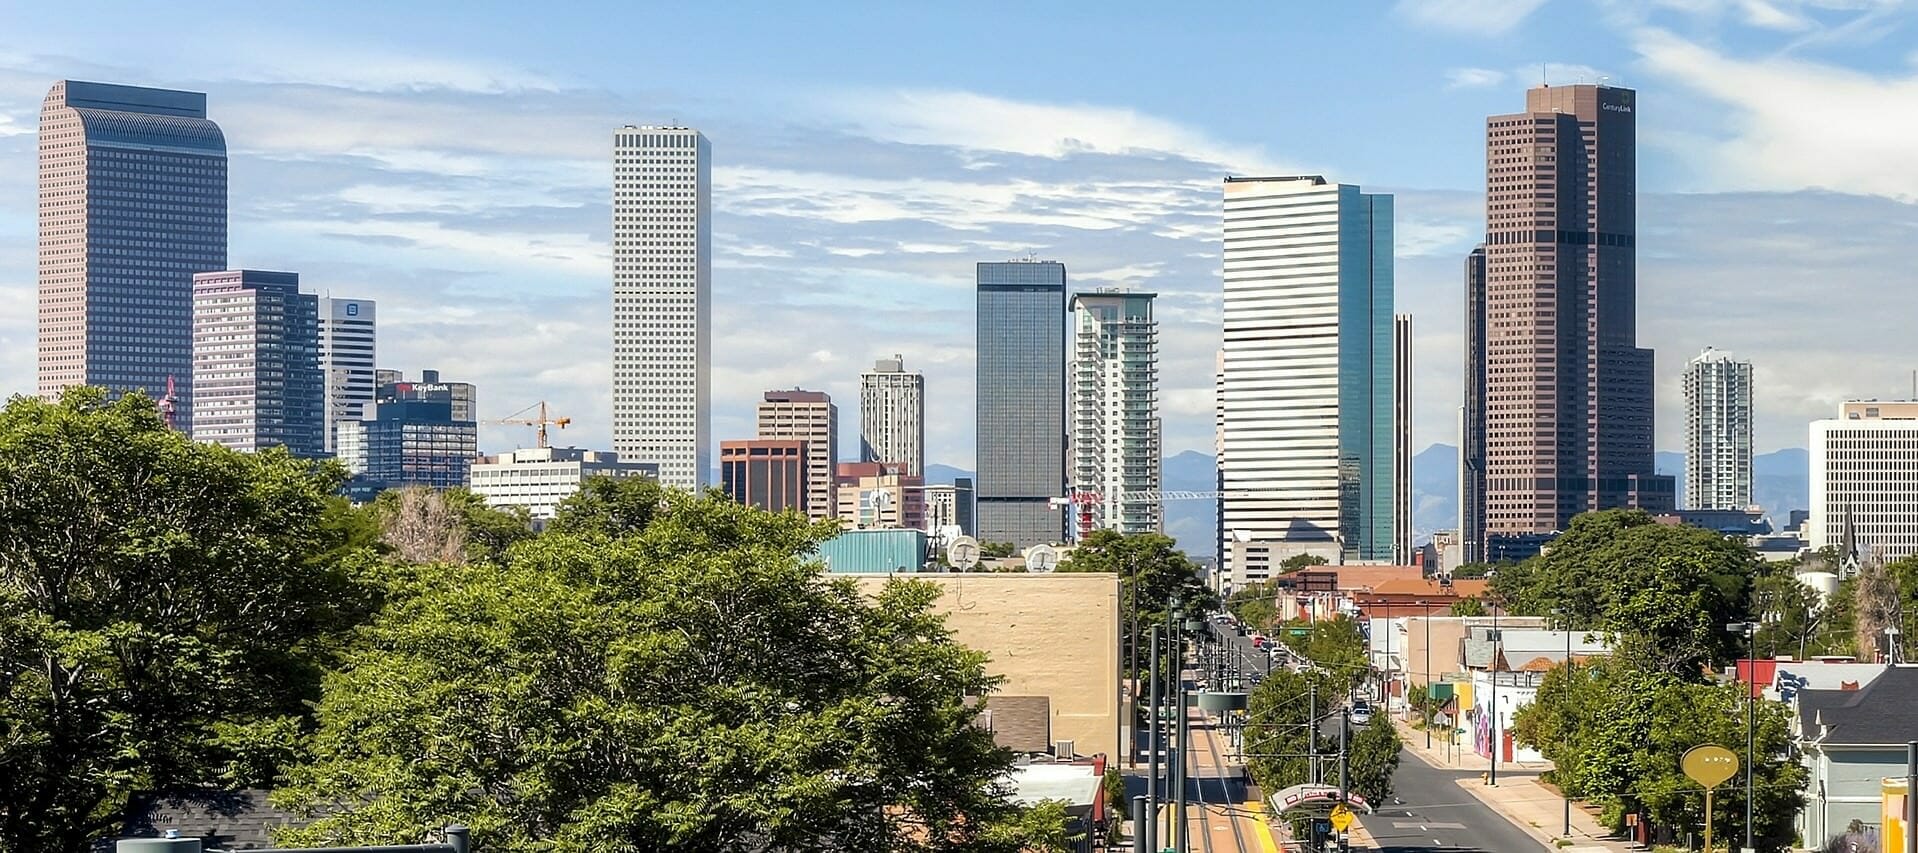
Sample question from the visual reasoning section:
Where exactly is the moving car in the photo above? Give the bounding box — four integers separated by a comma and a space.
1350, 703, 1374, 726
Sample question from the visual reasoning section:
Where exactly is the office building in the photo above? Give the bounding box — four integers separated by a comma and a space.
1809, 401, 1918, 562
1070, 290, 1160, 536
377, 369, 475, 423
374, 368, 402, 388
612, 125, 711, 490
976, 260, 1067, 547
925, 483, 961, 534
1466, 84, 1672, 550
834, 461, 925, 530
1219, 176, 1396, 566
468, 447, 657, 522
757, 390, 838, 521
1460, 245, 1488, 565
336, 394, 479, 492
318, 297, 376, 452
1394, 313, 1413, 564
189, 270, 323, 456
721, 440, 807, 514
1683, 347, 1755, 510
954, 476, 977, 537
38, 81, 227, 427
859, 354, 925, 475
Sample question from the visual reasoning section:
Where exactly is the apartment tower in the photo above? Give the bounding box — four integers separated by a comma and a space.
859, 354, 925, 475
1466, 84, 1671, 554
757, 389, 838, 522
975, 260, 1067, 548
612, 125, 711, 489
1683, 347, 1755, 510
189, 270, 323, 457
1070, 290, 1161, 536
38, 81, 227, 427
318, 296, 376, 451
1219, 176, 1397, 568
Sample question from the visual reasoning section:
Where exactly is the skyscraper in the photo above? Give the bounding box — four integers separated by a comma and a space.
1810, 401, 1918, 562
757, 390, 838, 522
1393, 313, 1413, 564
377, 369, 476, 423
1219, 176, 1397, 566
318, 296, 377, 452
1468, 84, 1672, 552
1070, 290, 1160, 536
336, 392, 479, 494
1683, 347, 1755, 510
1460, 245, 1488, 565
976, 260, 1066, 548
859, 354, 924, 475
38, 81, 227, 427
721, 440, 808, 514
612, 125, 711, 489
189, 270, 323, 457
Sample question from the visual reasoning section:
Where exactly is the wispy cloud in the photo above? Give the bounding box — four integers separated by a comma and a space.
1394, 0, 1551, 34
1445, 67, 1507, 89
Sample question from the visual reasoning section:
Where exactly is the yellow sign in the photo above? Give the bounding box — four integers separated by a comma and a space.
1682, 745, 1740, 789
1329, 804, 1355, 832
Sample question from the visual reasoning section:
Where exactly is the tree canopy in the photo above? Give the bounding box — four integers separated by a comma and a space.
547, 474, 667, 539
274, 488, 1050, 852
0, 389, 359, 852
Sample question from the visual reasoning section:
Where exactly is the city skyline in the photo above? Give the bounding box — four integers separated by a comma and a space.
4, 3, 1917, 473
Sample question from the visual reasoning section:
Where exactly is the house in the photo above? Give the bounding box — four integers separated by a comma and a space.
1795, 665, 1918, 847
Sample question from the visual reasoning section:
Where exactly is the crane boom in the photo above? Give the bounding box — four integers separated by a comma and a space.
486, 400, 572, 448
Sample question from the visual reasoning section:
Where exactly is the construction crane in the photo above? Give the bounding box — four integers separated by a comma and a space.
488, 401, 572, 449
1049, 487, 1255, 542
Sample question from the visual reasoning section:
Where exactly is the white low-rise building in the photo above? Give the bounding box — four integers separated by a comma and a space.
468, 447, 657, 522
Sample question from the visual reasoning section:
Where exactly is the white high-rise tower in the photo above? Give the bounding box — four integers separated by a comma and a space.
1683, 347, 1754, 510
859, 355, 925, 476
317, 296, 376, 452
612, 125, 711, 489
1070, 290, 1160, 536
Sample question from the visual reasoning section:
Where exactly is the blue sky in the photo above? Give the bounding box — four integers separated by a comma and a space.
2, 0, 1916, 472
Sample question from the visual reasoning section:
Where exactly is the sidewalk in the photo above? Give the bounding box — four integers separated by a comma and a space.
1391, 718, 1638, 852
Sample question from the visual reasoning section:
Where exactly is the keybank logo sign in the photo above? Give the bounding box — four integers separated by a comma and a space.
1602, 102, 1632, 113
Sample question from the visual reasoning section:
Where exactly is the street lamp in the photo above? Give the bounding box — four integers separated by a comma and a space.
1419, 599, 1432, 749
1489, 593, 1500, 787
1552, 607, 1573, 839
1728, 621, 1758, 853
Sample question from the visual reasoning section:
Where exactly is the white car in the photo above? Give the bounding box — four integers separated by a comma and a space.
1351, 705, 1374, 726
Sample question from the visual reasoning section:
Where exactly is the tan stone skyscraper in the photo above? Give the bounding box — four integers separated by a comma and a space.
1465, 84, 1672, 559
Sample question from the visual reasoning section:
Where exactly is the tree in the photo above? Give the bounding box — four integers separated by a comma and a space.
1490, 510, 1760, 676
1228, 579, 1280, 632
1275, 617, 1368, 696
1279, 553, 1329, 574
1346, 717, 1402, 805
275, 488, 1046, 852
548, 474, 667, 539
980, 540, 1018, 559
370, 486, 533, 564
1243, 665, 1397, 805
0, 389, 358, 852
1450, 563, 1494, 580
1449, 597, 1487, 617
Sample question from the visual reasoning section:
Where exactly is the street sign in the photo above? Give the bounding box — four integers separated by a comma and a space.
1683, 745, 1740, 853
1682, 745, 1739, 789
1329, 804, 1355, 832
1289, 628, 1310, 636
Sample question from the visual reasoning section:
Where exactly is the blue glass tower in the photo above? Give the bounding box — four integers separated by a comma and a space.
38, 81, 228, 429
975, 261, 1066, 548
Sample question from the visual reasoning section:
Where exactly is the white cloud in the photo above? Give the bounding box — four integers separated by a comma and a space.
819, 89, 1290, 173
1633, 27, 1918, 199
223, 50, 563, 94
1445, 67, 1507, 89
1736, 0, 1817, 29
1394, 0, 1551, 34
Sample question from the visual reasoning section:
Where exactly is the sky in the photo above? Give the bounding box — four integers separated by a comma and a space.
2, 0, 1916, 469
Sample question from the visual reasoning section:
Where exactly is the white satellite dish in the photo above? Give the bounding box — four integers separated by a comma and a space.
947, 535, 981, 572
1024, 544, 1060, 573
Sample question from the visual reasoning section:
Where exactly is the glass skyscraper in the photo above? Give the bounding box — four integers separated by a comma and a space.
1219, 177, 1399, 570
190, 270, 324, 457
975, 261, 1066, 548
38, 80, 227, 429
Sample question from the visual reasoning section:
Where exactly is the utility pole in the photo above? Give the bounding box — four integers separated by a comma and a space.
1128, 567, 1139, 767
1905, 741, 1916, 853
1307, 678, 1318, 784
1148, 625, 1161, 853
1339, 706, 1351, 853
1422, 599, 1432, 749
1489, 599, 1501, 787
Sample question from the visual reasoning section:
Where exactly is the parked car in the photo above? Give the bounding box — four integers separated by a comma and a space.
1351, 703, 1374, 726
1250, 634, 1267, 649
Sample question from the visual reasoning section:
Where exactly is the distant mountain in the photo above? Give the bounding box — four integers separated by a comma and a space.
1161, 450, 1217, 559
1412, 444, 1458, 544
1659, 448, 1809, 523
923, 463, 974, 486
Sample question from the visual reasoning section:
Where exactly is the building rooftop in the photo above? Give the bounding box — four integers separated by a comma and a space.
1802, 665, 1918, 746
763, 389, 831, 403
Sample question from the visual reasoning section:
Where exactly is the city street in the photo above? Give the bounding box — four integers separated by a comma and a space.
1357, 751, 1549, 852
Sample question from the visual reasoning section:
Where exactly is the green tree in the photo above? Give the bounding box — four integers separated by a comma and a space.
1274, 617, 1368, 696
1060, 530, 1216, 696
1243, 665, 1396, 805
275, 489, 1045, 852
980, 540, 1018, 559
1449, 597, 1488, 617
1346, 716, 1402, 805
1490, 510, 1760, 675
1450, 563, 1494, 580
1279, 553, 1329, 574
547, 475, 667, 539
1227, 578, 1280, 632
0, 389, 359, 852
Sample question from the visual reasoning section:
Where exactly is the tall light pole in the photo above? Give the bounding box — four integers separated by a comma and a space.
1419, 599, 1432, 749
1728, 620, 1758, 852
1553, 607, 1572, 839
1489, 593, 1500, 787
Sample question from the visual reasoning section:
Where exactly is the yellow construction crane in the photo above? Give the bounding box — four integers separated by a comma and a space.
489, 401, 572, 448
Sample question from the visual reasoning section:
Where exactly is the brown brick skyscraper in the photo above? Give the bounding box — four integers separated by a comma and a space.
1464, 84, 1673, 559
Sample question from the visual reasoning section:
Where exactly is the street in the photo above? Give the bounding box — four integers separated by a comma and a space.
1358, 751, 1549, 852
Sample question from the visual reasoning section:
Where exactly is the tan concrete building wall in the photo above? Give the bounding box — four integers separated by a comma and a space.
851, 572, 1121, 760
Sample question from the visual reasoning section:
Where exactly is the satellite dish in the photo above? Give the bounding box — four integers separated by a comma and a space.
947, 536, 981, 572
1024, 544, 1060, 573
